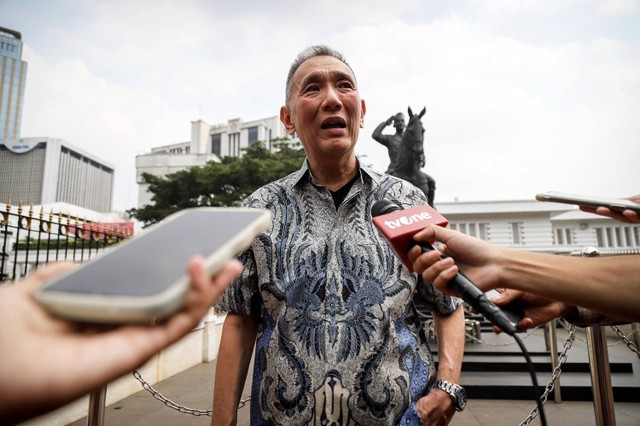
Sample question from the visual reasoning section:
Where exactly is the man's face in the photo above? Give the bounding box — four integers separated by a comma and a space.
280, 55, 366, 162
393, 115, 405, 132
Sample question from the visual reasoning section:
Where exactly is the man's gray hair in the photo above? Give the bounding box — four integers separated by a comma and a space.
285, 45, 354, 106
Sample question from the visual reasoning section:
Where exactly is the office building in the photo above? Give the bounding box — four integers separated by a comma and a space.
0, 27, 27, 139
136, 116, 297, 207
438, 198, 640, 254
0, 137, 114, 212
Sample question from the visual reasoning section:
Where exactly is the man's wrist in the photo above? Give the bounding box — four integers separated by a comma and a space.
433, 379, 467, 411
493, 246, 511, 290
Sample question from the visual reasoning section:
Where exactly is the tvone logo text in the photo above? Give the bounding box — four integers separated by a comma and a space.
383, 212, 432, 229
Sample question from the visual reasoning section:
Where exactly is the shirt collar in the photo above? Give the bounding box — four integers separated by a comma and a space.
289, 157, 380, 189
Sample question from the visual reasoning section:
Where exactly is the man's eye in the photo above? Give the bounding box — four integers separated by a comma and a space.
339, 82, 354, 89
303, 85, 320, 93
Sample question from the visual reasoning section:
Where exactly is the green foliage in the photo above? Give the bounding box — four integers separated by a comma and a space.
128, 141, 305, 225
14, 236, 121, 251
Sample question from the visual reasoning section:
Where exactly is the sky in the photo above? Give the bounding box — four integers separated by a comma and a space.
2, 0, 639, 213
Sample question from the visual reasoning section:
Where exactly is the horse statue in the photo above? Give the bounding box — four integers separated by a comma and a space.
392, 106, 436, 207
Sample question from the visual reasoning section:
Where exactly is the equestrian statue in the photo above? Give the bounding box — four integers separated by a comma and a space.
372, 107, 436, 207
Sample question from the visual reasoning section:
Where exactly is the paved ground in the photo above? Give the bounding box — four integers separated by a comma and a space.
68, 360, 640, 426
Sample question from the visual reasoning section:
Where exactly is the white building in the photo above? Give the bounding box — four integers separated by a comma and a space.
136, 116, 297, 207
437, 198, 640, 254
0, 137, 114, 212
0, 26, 27, 140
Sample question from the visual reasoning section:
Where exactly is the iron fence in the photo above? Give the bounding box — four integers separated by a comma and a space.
1, 201, 131, 282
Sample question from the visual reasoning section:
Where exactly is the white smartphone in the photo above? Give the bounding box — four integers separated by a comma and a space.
33, 207, 271, 324
535, 191, 640, 214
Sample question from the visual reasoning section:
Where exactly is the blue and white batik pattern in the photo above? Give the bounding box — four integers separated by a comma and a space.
216, 160, 462, 425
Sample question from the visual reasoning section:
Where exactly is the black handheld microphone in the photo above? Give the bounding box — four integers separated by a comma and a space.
371, 199, 522, 336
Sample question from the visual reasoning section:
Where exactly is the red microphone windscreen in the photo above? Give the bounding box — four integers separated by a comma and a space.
372, 204, 448, 272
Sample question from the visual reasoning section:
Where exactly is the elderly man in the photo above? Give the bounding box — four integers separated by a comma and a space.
213, 45, 465, 426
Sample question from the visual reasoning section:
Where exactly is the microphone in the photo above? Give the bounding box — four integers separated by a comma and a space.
371, 200, 522, 335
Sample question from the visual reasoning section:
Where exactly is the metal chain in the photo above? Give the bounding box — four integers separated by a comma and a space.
519, 323, 577, 426
465, 332, 530, 347
559, 321, 640, 352
132, 370, 250, 416
611, 325, 640, 358
464, 326, 540, 347
606, 324, 639, 348
130, 323, 635, 418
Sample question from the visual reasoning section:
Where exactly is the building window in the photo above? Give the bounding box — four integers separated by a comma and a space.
248, 126, 259, 145
554, 228, 574, 245
211, 134, 221, 156
594, 225, 640, 248
511, 222, 523, 244
595, 228, 604, 247
449, 222, 490, 241
478, 223, 488, 240
555, 229, 564, 245
468, 223, 477, 237
228, 133, 240, 157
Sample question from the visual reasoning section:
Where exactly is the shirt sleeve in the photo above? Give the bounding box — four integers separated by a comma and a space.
415, 276, 464, 315
214, 248, 260, 315
215, 188, 269, 315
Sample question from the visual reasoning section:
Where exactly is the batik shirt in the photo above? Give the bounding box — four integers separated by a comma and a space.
216, 160, 462, 425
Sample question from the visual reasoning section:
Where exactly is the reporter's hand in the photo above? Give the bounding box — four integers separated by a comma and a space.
489, 289, 575, 333
0, 257, 241, 424
409, 225, 504, 296
579, 194, 640, 224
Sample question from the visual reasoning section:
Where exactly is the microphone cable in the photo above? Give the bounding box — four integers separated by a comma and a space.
513, 332, 547, 426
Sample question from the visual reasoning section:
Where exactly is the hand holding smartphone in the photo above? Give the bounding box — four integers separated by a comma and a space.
33, 207, 271, 324
535, 191, 640, 214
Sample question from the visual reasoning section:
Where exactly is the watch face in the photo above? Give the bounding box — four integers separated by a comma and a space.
454, 387, 467, 411
434, 380, 467, 411
455, 394, 467, 411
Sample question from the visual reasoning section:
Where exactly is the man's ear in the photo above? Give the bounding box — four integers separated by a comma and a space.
359, 99, 367, 128
280, 106, 295, 135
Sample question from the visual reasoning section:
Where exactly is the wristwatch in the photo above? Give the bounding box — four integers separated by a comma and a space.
433, 379, 467, 411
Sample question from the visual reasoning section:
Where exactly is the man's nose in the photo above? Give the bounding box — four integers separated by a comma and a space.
322, 86, 342, 110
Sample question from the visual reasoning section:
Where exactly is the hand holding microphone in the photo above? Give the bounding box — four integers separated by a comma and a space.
372, 201, 548, 426
408, 224, 501, 297
372, 200, 523, 335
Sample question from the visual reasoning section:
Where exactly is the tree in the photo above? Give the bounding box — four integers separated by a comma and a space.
128, 141, 305, 226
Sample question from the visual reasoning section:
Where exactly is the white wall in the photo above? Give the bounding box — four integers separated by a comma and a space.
438, 200, 640, 253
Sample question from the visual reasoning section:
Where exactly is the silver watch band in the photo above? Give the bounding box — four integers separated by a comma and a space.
433, 379, 467, 411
